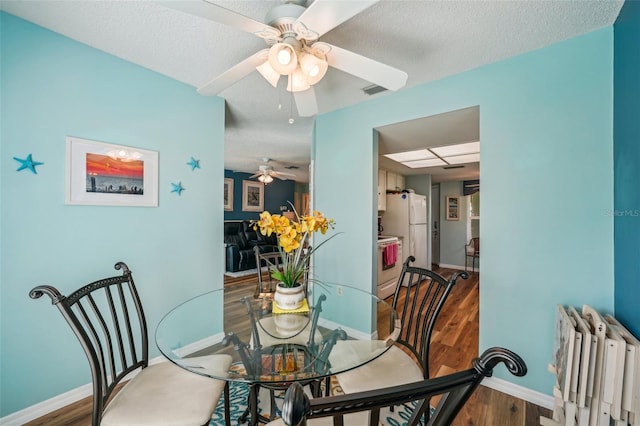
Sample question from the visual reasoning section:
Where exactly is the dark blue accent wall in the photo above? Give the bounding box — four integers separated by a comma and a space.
614, 0, 640, 338
224, 170, 296, 221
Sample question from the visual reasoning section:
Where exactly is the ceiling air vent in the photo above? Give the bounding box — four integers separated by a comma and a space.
284, 165, 299, 170
362, 84, 387, 96
443, 165, 465, 170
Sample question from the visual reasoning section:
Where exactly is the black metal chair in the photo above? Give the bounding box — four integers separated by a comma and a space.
255, 245, 285, 298
465, 237, 480, 273
334, 256, 468, 393
29, 262, 232, 426
269, 347, 527, 426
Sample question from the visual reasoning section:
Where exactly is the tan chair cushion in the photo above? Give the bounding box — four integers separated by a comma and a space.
101, 355, 232, 426
334, 345, 423, 394
326, 340, 390, 373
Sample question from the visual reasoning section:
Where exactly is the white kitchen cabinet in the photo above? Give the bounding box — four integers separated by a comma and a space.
386, 172, 405, 191
378, 169, 386, 211
386, 171, 397, 191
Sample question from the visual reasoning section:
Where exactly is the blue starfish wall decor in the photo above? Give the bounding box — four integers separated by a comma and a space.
171, 182, 185, 196
187, 157, 200, 171
13, 154, 44, 174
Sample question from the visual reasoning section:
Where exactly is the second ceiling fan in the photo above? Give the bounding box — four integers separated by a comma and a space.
250, 158, 296, 183
162, 0, 408, 117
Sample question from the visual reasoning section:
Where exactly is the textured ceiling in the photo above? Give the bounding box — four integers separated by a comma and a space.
0, 0, 623, 183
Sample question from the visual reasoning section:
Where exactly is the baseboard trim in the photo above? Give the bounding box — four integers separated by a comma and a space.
0, 383, 94, 426
482, 376, 554, 410
170, 332, 226, 358
318, 318, 374, 340
0, 355, 167, 426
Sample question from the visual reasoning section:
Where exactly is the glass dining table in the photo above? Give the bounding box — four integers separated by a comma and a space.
155, 282, 399, 425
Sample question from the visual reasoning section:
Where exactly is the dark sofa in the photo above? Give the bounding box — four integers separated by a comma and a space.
224, 220, 278, 272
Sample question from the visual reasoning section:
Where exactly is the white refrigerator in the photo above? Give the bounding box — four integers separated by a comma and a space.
384, 193, 428, 268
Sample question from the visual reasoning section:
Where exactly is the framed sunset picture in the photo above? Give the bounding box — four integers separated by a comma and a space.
65, 136, 158, 206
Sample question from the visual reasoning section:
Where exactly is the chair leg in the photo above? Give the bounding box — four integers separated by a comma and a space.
238, 384, 260, 426
224, 382, 230, 426
269, 389, 278, 420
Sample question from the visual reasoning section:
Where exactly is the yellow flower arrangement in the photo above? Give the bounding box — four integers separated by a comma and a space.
253, 208, 337, 288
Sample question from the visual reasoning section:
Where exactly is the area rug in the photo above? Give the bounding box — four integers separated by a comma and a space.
224, 268, 259, 278
209, 378, 427, 425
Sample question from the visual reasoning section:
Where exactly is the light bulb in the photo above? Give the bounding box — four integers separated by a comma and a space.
258, 174, 274, 184
277, 49, 291, 65
268, 43, 298, 75
287, 68, 310, 92
299, 52, 328, 86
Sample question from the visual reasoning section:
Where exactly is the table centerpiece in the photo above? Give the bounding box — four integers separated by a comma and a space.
253, 206, 337, 310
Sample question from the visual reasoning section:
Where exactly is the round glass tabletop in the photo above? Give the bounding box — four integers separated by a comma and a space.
155, 283, 399, 385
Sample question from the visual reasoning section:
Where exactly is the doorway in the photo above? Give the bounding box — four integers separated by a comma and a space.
374, 105, 480, 367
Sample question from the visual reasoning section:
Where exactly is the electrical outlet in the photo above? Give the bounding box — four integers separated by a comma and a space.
336, 286, 343, 296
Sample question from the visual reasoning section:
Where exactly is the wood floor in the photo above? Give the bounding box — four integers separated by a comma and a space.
26, 268, 550, 425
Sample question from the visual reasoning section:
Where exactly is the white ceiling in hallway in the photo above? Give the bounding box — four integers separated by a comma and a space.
378, 106, 481, 183
0, 0, 624, 183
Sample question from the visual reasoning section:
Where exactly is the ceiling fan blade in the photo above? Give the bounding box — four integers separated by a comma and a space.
158, 1, 280, 40
325, 43, 408, 91
197, 49, 269, 96
295, 0, 380, 39
273, 170, 297, 177
293, 88, 319, 117
249, 173, 261, 178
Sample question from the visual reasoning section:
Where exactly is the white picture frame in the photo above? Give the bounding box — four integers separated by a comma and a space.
65, 136, 159, 207
446, 195, 460, 221
224, 178, 233, 211
242, 180, 264, 212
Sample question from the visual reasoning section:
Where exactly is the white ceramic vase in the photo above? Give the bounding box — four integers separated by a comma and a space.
273, 283, 305, 310
273, 313, 307, 336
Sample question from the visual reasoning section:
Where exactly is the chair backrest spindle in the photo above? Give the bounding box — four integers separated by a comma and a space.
391, 256, 468, 379
29, 262, 148, 425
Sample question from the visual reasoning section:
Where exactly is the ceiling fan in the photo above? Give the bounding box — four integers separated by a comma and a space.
250, 158, 297, 183
161, 0, 408, 117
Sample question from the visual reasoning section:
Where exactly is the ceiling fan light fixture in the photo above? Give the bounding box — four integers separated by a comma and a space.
258, 174, 274, 184
287, 67, 310, 92
256, 60, 280, 88
299, 52, 328, 85
268, 42, 298, 75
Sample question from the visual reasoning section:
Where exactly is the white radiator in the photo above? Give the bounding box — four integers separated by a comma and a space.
541, 305, 640, 426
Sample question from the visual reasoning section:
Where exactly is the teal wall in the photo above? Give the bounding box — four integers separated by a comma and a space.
0, 13, 225, 416
439, 181, 468, 267
223, 169, 295, 221
613, 0, 640, 337
313, 28, 614, 394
